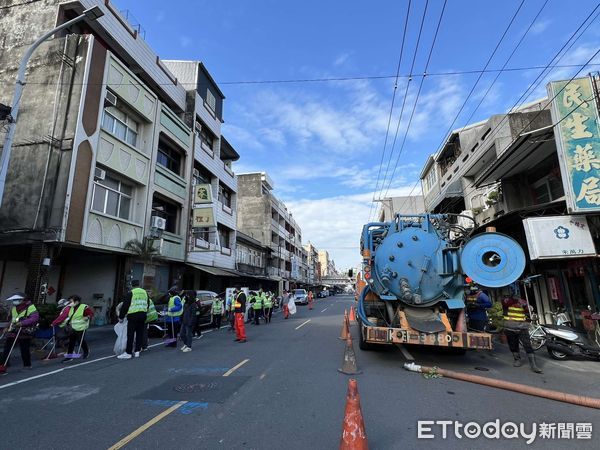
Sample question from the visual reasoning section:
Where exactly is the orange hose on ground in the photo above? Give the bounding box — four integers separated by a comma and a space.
416, 364, 600, 409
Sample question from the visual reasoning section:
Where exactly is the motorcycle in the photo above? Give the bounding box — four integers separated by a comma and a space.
528, 309, 572, 351
542, 308, 600, 360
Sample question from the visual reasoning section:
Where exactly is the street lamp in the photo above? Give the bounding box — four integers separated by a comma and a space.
0, 6, 104, 205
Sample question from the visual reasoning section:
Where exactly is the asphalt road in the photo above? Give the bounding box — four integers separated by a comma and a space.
0, 295, 599, 449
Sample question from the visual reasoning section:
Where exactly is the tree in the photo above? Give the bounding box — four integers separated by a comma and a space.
124, 238, 160, 289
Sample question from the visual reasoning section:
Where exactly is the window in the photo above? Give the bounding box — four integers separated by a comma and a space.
193, 165, 212, 185
206, 89, 216, 112
218, 225, 230, 249
218, 184, 232, 208
196, 121, 216, 151
102, 105, 139, 147
531, 175, 564, 204
92, 171, 133, 220
157, 140, 183, 176
152, 196, 179, 234
424, 169, 438, 193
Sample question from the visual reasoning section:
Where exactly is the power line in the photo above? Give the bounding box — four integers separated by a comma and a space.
380, 0, 449, 202
368, 0, 413, 223
379, 0, 525, 210
399, 1, 600, 216
370, 0, 431, 223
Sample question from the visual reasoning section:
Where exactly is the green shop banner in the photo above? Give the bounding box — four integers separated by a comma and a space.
549, 77, 600, 212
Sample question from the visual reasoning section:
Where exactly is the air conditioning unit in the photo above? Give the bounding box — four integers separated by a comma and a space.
94, 167, 106, 180
151, 216, 167, 230
104, 91, 117, 107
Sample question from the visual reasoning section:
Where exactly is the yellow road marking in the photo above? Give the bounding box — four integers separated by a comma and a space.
223, 358, 250, 377
295, 319, 311, 330
107, 401, 188, 450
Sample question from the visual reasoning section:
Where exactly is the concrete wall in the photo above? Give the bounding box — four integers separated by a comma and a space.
0, 36, 90, 231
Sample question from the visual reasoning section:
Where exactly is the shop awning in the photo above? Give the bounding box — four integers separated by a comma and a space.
186, 263, 239, 277
231, 270, 274, 282
475, 125, 555, 187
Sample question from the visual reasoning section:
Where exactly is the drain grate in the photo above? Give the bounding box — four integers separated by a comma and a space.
138, 375, 250, 403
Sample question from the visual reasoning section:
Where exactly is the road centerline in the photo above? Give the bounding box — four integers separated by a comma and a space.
295, 319, 311, 330
223, 358, 250, 377
107, 401, 188, 450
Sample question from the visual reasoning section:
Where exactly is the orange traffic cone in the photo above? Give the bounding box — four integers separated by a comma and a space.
340, 379, 369, 450
339, 312, 350, 340
349, 306, 356, 322
338, 334, 361, 375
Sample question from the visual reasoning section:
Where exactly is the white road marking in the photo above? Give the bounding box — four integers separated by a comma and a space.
0, 337, 187, 391
259, 373, 266, 380
295, 319, 311, 330
223, 358, 250, 377
321, 308, 328, 312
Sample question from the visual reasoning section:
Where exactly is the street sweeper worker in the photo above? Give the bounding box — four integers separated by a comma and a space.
1, 293, 39, 374
165, 287, 184, 347
117, 280, 149, 359
52, 295, 93, 362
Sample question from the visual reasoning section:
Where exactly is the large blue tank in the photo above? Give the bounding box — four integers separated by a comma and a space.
360, 214, 525, 313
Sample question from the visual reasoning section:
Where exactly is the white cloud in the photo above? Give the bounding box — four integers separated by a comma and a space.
287, 185, 420, 269
179, 36, 191, 48
333, 52, 352, 67
530, 19, 552, 35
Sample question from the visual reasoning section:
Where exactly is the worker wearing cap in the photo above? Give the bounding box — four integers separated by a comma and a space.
233, 287, 247, 343
466, 285, 492, 332
164, 287, 184, 348
52, 295, 93, 362
263, 292, 273, 324
211, 297, 224, 330
117, 280, 149, 359
1, 293, 39, 373
502, 294, 542, 374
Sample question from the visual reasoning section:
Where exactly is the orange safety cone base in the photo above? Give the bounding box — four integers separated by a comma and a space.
340, 379, 369, 450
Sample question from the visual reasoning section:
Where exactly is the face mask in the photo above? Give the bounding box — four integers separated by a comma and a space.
12, 300, 22, 306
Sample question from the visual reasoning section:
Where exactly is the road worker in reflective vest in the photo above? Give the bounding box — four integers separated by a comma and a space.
52, 295, 94, 362
118, 280, 149, 359
502, 294, 542, 373
308, 290, 314, 310
211, 297, 224, 329
1, 293, 40, 373
252, 290, 264, 325
164, 287, 184, 348
233, 287, 247, 343
263, 292, 273, 324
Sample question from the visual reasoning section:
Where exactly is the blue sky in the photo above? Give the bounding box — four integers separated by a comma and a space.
116, 0, 600, 269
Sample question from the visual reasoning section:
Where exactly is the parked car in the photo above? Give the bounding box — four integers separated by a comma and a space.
293, 289, 308, 305
317, 290, 328, 298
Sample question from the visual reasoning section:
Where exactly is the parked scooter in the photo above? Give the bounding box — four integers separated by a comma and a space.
542, 308, 600, 360
528, 309, 573, 351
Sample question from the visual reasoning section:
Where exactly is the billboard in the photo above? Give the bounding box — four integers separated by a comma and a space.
548, 77, 600, 212
522, 215, 596, 260
193, 183, 212, 204
192, 207, 215, 228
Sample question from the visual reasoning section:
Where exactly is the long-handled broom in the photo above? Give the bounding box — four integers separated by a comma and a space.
164, 316, 177, 345
0, 327, 22, 374
64, 328, 87, 359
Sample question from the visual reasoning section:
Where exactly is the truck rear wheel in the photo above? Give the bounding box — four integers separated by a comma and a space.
358, 320, 375, 351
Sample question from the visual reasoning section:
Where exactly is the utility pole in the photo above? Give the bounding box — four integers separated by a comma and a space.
0, 6, 103, 205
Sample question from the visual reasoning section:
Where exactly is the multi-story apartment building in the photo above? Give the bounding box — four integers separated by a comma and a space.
318, 250, 330, 278
162, 60, 240, 293
418, 75, 600, 330
303, 242, 320, 286
235, 231, 274, 291
236, 172, 306, 293
0, 1, 195, 318
0, 1, 240, 318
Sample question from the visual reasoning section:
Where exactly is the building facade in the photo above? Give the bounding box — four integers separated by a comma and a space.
0, 1, 242, 318
236, 172, 307, 293
418, 74, 600, 330
377, 195, 425, 221
303, 242, 320, 286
